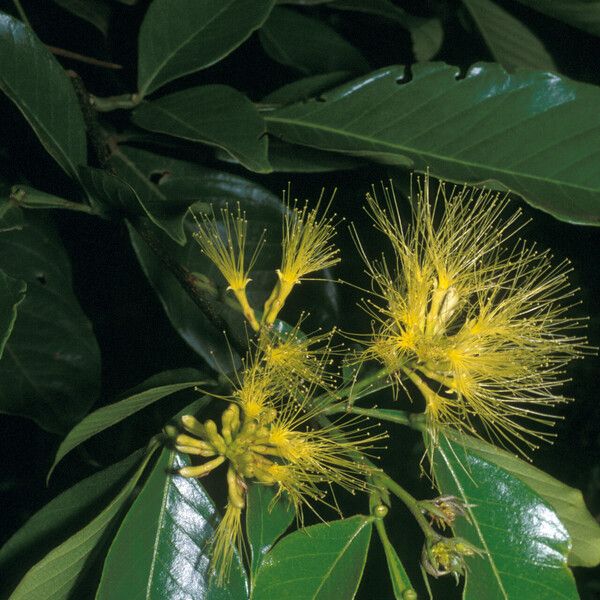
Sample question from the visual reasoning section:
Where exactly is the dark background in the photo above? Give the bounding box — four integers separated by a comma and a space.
0, 1, 599, 598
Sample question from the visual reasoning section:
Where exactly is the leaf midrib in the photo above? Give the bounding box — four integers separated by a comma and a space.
265, 114, 600, 196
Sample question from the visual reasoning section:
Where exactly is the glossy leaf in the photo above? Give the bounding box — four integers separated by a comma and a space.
132, 85, 270, 173
96, 448, 249, 599
138, 0, 276, 96
463, 0, 556, 71
259, 7, 369, 75
0, 269, 26, 359
0, 449, 144, 598
0, 213, 101, 433
246, 483, 295, 579
267, 63, 600, 225
252, 515, 372, 599
444, 431, 600, 568
330, 0, 443, 61
49, 372, 208, 478
433, 435, 578, 600
0, 14, 87, 178
52, 0, 111, 36
9, 445, 159, 600
514, 0, 600, 36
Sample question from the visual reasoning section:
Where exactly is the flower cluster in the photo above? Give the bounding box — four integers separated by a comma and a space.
175, 332, 384, 582
354, 175, 588, 454
193, 189, 340, 331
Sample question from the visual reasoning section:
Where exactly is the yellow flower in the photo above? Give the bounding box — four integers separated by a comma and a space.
259, 318, 339, 390
193, 203, 264, 331
263, 189, 340, 325
174, 340, 385, 581
357, 175, 589, 455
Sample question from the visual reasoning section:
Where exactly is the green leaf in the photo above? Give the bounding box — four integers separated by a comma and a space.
463, 0, 556, 71
132, 85, 271, 173
137, 0, 276, 96
96, 448, 249, 599
267, 63, 600, 225
246, 483, 295, 580
49, 373, 208, 479
259, 7, 369, 75
514, 0, 600, 37
0, 449, 144, 598
433, 435, 579, 600
263, 71, 352, 104
103, 151, 194, 244
0, 213, 101, 433
330, 0, 443, 61
52, 0, 111, 36
252, 515, 372, 599
444, 431, 600, 568
373, 518, 415, 600
9, 444, 159, 600
0, 14, 87, 178
10, 184, 96, 214
0, 269, 26, 359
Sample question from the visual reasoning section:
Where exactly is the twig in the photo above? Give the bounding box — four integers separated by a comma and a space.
47, 46, 123, 70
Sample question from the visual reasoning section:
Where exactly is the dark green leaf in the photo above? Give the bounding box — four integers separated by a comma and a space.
0, 269, 26, 359
0, 213, 101, 433
262, 71, 351, 104
103, 150, 195, 244
137, 0, 276, 96
434, 435, 578, 600
9, 445, 159, 600
514, 0, 600, 36
252, 515, 372, 599
330, 0, 443, 61
246, 483, 295, 580
49, 374, 208, 478
267, 63, 600, 225
444, 431, 600, 568
259, 7, 369, 75
0, 449, 144, 597
463, 0, 556, 71
52, 0, 111, 36
132, 85, 271, 173
0, 14, 87, 178
96, 448, 249, 599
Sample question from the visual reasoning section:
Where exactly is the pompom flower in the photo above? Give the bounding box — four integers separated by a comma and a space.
354, 175, 589, 455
